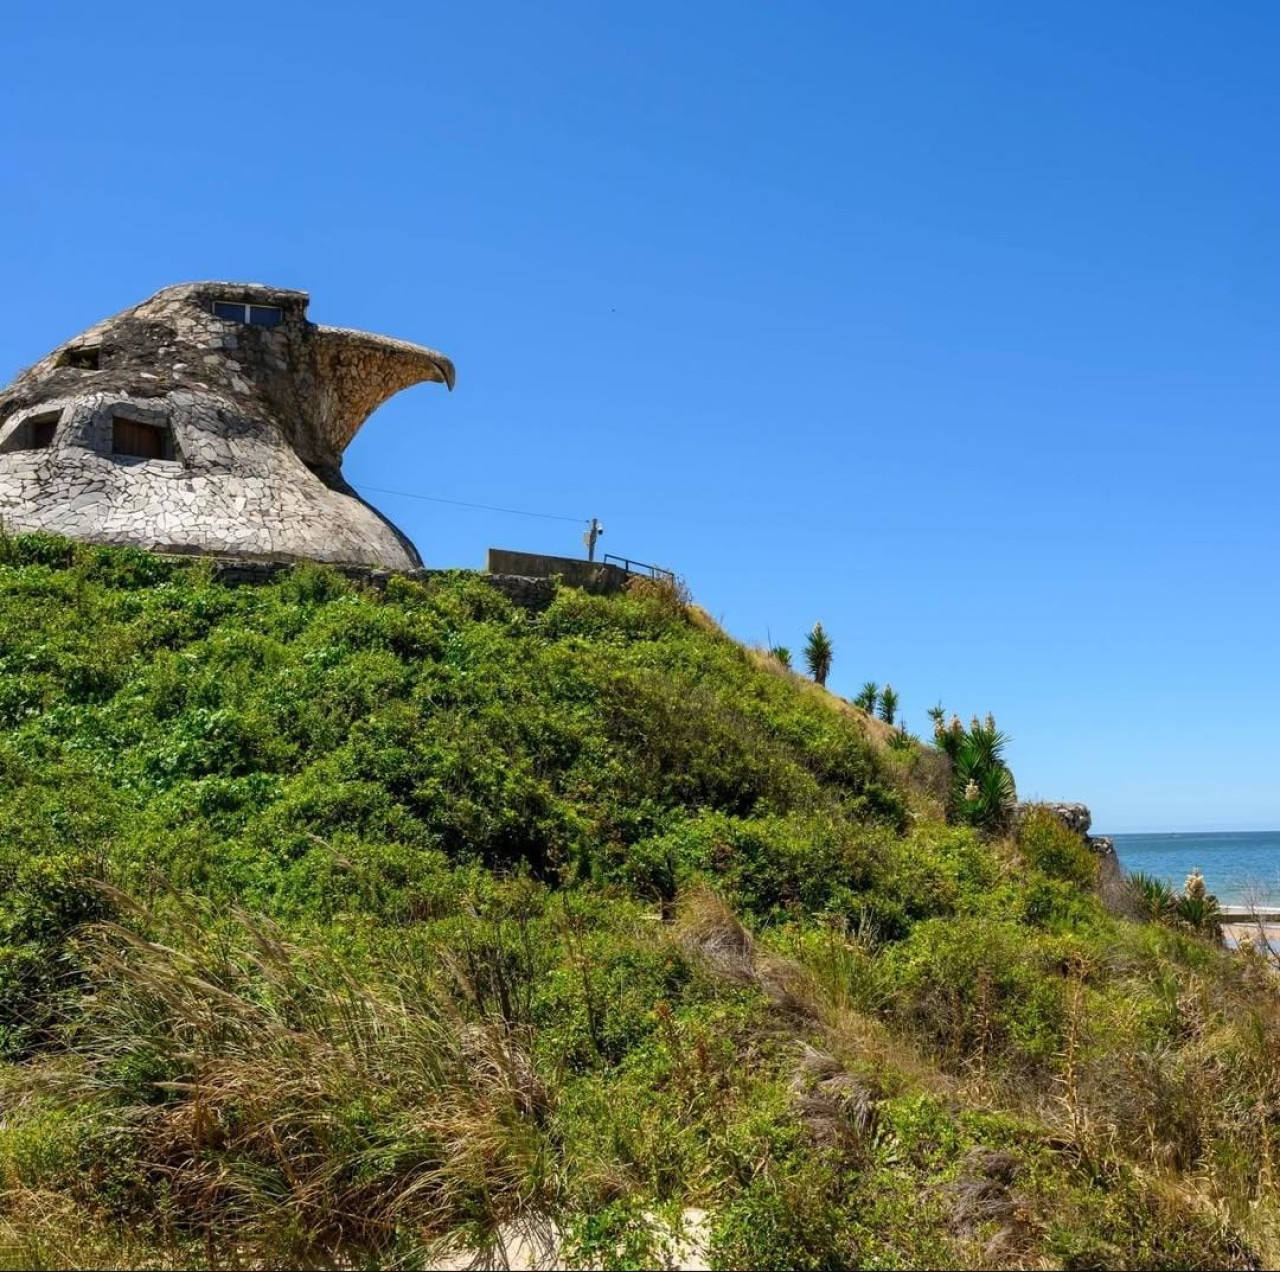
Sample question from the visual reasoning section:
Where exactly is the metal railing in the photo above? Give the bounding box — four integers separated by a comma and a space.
602, 553, 676, 584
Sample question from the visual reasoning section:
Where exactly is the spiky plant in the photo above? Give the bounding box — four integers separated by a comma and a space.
804, 623, 833, 687
1175, 869, 1222, 939
1127, 871, 1177, 922
770, 645, 792, 669
1174, 891, 1223, 939
878, 684, 899, 726
854, 681, 879, 713
940, 712, 1017, 832
887, 724, 918, 753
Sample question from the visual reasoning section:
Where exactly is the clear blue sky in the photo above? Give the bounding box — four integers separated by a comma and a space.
3, 2, 1278, 832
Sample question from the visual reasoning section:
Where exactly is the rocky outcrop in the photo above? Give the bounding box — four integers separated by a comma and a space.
1017, 801, 1121, 900
1018, 801, 1092, 838
0, 283, 453, 569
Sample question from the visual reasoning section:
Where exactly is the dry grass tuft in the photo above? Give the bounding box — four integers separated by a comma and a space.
944, 1146, 1039, 1266
673, 888, 756, 986
788, 1044, 879, 1156
674, 888, 820, 1021
0, 1188, 185, 1271
22, 893, 558, 1265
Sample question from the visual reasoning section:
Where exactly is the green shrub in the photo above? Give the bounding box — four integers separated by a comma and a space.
0, 540, 1270, 1269
0, 531, 78, 568
617, 811, 886, 923
876, 917, 1068, 1073
1017, 806, 1097, 887
0, 852, 113, 1057
711, 1157, 849, 1270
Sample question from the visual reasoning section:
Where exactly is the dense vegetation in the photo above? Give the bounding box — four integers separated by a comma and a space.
0, 534, 1277, 1269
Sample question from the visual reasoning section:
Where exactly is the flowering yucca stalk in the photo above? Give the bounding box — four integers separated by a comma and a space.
1174, 867, 1222, 939
934, 704, 1016, 832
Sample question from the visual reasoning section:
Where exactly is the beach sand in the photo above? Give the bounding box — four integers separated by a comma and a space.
1223, 921, 1280, 949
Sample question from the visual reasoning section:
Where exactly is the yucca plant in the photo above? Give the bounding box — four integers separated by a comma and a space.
770, 645, 792, 669
1175, 869, 1222, 939
804, 624, 833, 687
935, 708, 1016, 832
1127, 871, 1178, 922
854, 681, 879, 713
878, 685, 899, 726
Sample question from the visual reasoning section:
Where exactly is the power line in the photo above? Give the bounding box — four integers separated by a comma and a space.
355, 484, 589, 525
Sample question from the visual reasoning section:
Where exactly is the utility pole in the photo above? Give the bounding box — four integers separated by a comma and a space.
583, 517, 603, 562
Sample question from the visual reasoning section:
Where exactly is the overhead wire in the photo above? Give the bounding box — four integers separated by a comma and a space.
354, 485, 589, 525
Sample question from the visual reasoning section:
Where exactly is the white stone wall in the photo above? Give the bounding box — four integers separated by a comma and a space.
0, 282, 454, 569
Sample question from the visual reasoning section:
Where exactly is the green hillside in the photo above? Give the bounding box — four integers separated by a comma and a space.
0, 534, 1275, 1269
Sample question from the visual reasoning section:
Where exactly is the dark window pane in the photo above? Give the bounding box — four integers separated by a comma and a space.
213, 301, 246, 321
113, 418, 167, 460
248, 305, 283, 326
31, 417, 57, 449
61, 346, 101, 370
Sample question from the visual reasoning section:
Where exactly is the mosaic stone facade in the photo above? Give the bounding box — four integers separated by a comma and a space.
0, 282, 454, 568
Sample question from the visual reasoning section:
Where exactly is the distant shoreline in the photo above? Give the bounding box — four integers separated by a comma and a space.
1105, 829, 1280, 838
1111, 830, 1280, 910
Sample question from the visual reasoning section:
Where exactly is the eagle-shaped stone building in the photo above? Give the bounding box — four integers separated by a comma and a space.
0, 283, 454, 570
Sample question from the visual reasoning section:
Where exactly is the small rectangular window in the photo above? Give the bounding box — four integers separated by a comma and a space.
212, 301, 284, 326
113, 417, 172, 460
0, 411, 61, 455
59, 346, 101, 370
31, 416, 58, 449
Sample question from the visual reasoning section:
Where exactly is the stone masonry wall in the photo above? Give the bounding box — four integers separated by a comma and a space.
0, 283, 454, 570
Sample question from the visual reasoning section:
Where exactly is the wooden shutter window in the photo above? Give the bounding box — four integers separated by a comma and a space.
112, 417, 168, 459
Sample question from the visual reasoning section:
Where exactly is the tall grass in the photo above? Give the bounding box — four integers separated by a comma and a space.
42, 892, 554, 1266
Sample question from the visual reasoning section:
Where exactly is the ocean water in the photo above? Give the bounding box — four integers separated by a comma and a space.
1111, 831, 1280, 907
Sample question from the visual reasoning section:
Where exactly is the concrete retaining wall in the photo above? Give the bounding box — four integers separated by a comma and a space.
485, 548, 630, 593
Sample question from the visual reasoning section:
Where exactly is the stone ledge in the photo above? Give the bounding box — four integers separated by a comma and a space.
1016, 800, 1092, 837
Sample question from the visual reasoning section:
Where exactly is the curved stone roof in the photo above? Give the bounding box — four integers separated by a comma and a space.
0, 282, 454, 569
